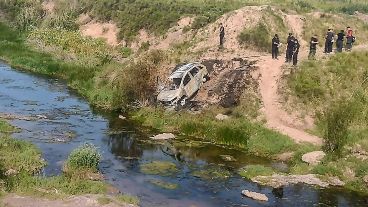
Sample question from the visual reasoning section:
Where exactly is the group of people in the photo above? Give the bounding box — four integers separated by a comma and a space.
271, 26, 355, 66
218, 23, 355, 66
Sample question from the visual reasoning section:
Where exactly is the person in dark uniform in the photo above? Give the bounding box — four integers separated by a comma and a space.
272, 34, 280, 59
324, 28, 334, 53
219, 23, 225, 48
336, 30, 345, 52
293, 38, 300, 66
308, 35, 319, 60
286, 33, 295, 63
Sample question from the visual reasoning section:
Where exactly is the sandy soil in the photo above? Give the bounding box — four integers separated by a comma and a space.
2, 194, 135, 207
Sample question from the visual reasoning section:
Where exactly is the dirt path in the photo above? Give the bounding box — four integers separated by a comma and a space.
258, 56, 323, 145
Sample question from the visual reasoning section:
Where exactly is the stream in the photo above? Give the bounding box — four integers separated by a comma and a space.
0, 61, 367, 207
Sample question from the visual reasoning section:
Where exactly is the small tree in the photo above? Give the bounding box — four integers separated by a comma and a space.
323, 99, 357, 157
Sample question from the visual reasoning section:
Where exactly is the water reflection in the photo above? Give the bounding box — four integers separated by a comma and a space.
0, 61, 368, 206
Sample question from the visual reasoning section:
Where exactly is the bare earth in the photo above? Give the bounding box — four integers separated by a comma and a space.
2, 194, 135, 207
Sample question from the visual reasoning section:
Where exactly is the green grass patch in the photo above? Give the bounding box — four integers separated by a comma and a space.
140, 161, 178, 176
192, 166, 231, 180
115, 194, 140, 206
238, 165, 274, 179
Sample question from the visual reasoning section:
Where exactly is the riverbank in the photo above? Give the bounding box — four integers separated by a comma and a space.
0, 119, 139, 206
0, 9, 367, 199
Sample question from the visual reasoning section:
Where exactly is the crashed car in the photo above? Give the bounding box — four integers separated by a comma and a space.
157, 62, 209, 106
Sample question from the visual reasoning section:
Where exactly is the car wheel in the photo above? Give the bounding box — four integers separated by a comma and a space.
203, 75, 210, 82
180, 96, 187, 106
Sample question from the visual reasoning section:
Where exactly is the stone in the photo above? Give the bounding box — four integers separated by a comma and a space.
302, 151, 326, 165
118, 115, 126, 120
220, 155, 237, 162
241, 190, 268, 202
5, 169, 18, 176
251, 174, 345, 188
215, 114, 230, 121
363, 175, 368, 184
151, 133, 175, 140
276, 152, 294, 162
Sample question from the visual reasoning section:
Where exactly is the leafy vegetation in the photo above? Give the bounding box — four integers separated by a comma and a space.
140, 161, 178, 176
238, 165, 274, 179
65, 143, 101, 172
132, 107, 296, 157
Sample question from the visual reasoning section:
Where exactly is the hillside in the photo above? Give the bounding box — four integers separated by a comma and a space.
0, 0, 368, 201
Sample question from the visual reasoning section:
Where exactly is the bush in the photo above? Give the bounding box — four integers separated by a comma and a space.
65, 143, 101, 171
322, 100, 358, 156
238, 23, 271, 52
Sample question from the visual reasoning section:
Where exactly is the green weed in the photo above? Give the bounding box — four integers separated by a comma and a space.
238, 165, 274, 179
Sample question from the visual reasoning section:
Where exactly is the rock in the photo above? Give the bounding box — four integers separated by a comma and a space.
151, 133, 175, 140
118, 115, 126, 120
302, 151, 326, 165
252, 174, 331, 188
36, 115, 47, 119
276, 152, 294, 162
363, 175, 368, 184
327, 176, 345, 186
215, 114, 230, 121
241, 190, 268, 202
5, 169, 18, 176
220, 155, 236, 162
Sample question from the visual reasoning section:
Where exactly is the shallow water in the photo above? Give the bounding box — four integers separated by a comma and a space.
0, 62, 367, 207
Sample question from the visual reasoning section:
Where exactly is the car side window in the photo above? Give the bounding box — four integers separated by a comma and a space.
183, 74, 191, 86
190, 67, 199, 77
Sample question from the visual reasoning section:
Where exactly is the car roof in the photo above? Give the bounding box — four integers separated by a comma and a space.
169, 62, 202, 79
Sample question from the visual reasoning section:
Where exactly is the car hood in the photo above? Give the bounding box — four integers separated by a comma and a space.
157, 89, 179, 102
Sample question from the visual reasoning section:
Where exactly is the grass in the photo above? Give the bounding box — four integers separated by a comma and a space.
192, 166, 231, 180
287, 51, 368, 194
132, 107, 296, 157
238, 165, 274, 179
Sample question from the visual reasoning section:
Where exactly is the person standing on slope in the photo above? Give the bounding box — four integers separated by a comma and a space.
346, 26, 354, 51
336, 30, 345, 53
286, 33, 295, 63
272, 34, 281, 59
324, 28, 334, 53
308, 35, 319, 60
219, 23, 225, 49
293, 38, 300, 66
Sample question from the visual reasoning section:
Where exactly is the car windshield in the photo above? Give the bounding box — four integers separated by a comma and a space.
169, 78, 181, 89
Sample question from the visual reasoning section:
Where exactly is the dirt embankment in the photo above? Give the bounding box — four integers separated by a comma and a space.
77, 5, 324, 145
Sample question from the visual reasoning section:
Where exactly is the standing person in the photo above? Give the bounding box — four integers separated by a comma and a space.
336, 30, 345, 52
219, 23, 225, 49
346, 26, 354, 51
286, 33, 294, 63
324, 28, 334, 53
308, 35, 319, 60
272, 34, 280, 59
293, 38, 300, 66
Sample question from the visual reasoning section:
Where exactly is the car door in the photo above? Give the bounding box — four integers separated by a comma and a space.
182, 71, 199, 98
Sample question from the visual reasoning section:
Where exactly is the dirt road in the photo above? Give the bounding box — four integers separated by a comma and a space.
258, 56, 323, 145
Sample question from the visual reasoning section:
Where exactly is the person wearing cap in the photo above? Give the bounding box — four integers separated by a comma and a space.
286, 33, 294, 62
272, 34, 281, 59
324, 28, 335, 53
346, 26, 354, 51
308, 35, 319, 60
293, 38, 300, 66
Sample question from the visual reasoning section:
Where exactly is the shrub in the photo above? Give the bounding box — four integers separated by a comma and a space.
238, 23, 271, 52
322, 100, 358, 156
65, 143, 101, 171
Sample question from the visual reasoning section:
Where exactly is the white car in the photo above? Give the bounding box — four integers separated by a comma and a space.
157, 62, 209, 106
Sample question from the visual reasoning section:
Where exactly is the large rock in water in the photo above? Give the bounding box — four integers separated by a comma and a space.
302, 151, 326, 165
151, 133, 175, 140
241, 190, 268, 202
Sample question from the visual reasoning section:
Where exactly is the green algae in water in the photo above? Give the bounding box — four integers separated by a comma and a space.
140, 161, 178, 176
148, 179, 179, 190
192, 166, 231, 180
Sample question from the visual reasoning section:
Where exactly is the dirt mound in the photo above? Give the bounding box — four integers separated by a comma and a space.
79, 18, 120, 46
